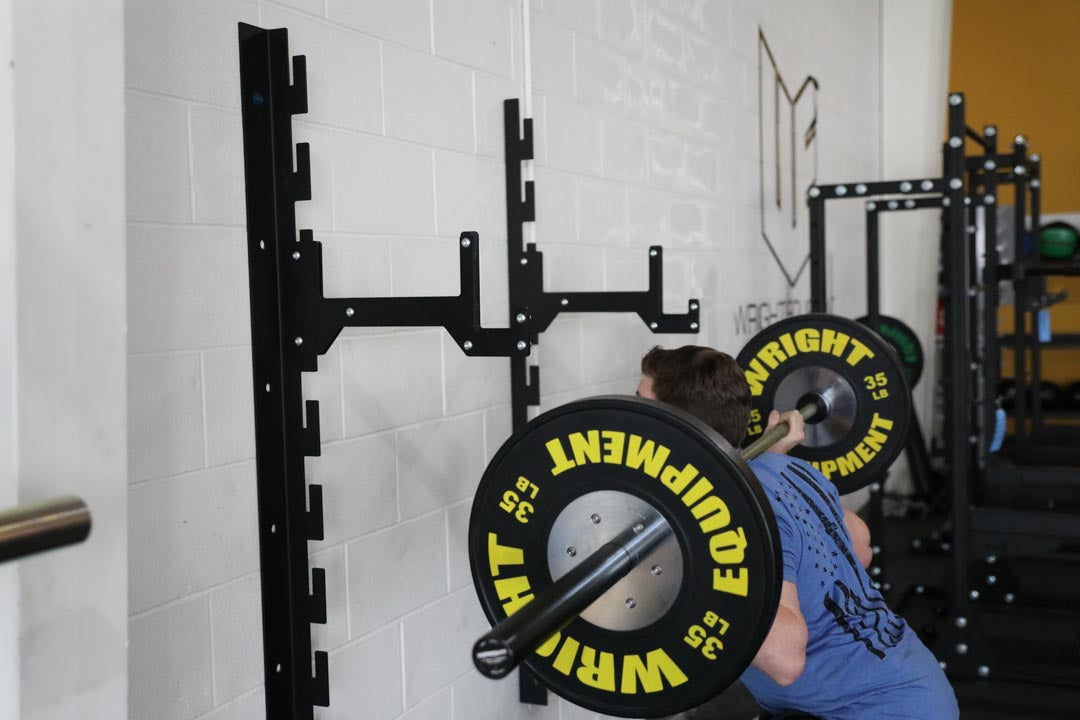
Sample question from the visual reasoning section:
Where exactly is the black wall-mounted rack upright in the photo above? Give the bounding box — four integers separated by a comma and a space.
501, 98, 701, 703
502, 98, 701, 430
237, 24, 532, 719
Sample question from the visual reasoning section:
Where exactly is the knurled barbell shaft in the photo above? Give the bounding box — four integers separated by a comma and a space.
472, 402, 818, 678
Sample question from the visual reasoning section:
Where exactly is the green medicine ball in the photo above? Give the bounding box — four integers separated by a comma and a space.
1040, 222, 1079, 259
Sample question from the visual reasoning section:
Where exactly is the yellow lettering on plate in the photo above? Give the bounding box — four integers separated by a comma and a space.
620, 649, 688, 694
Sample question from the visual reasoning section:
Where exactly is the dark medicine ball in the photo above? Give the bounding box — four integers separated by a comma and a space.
1040, 222, 1079, 259
998, 379, 1061, 412
1066, 382, 1080, 412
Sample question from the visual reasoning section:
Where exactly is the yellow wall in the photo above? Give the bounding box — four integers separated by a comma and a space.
952, 0, 1080, 213
952, 0, 1080, 388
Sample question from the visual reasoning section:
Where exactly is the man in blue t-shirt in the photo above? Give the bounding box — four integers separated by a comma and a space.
638, 345, 958, 720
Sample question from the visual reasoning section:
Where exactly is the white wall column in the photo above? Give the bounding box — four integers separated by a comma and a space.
880, 0, 954, 491
0, 0, 20, 713
13, 1, 127, 717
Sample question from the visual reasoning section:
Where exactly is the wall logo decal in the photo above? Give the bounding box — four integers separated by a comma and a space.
758, 29, 819, 288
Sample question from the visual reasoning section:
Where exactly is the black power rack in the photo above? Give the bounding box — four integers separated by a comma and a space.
236, 24, 700, 718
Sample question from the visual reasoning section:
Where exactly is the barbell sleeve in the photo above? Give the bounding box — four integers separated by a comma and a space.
473, 513, 671, 678
0, 495, 91, 564
473, 399, 822, 679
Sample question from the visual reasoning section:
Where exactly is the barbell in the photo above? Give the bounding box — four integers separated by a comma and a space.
468, 314, 910, 717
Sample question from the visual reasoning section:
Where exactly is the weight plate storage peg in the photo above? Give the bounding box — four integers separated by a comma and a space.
855, 314, 925, 387
738, 314, 912, 494
468, 396, 782, 718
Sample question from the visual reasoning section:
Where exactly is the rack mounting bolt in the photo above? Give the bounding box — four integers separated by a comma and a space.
965, 196, 972, 205
855, 183, 867, 194
690, 322, 699, 330
870, 482, 881, 492
835, 185, 848, 196
942, 197, 951, 207
808, 186, 821, 198
905, 200, 915, 209
915, 585, 925, 594
986, 554, 997, 564
294, 337, 303, 346
650, 322, 659, 330
1031, 178, 1041, 188
984, 159, 996, 171
1014, 165, 1027, 176
872, 545, 881, 555
899, 181, 912, 192
561, 298, 569, 306
955, 643, 968, 655
949, 137, 962, 148
520, 257, 528, 265
866, 201, 876, 211
1004, 592, 1015, 603
888, 201, 899, 210
516, 341, 527, 351
650, 248, 658, 257
463, 341, 473, 351
292, 251, 300, 260
949, 178, 963, 190
515, 313, 527, 324
970, 590, 980, 600
1031, 153, 1041, 162
461, 237, 472, 248
985, 125, 997, 136
871, 566, 881, 576
978, 665, 990, 678
939, 661, 948, 670
955, 616, 968, 629
690, 301, 699, 310
949, 93, 962, 106
1015, 134, 1027, 145
986, 575, 997, 585
345, 307, 355, 317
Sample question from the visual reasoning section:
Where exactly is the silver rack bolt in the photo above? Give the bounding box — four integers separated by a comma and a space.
900, 181, 913, 192
949, 94, 962, 106
949, 178, 963, 190
515, 313, 527, 324
561, 298, 569, 306
984, 159, 996, 171
294, 337, 303, 346
986, 575, 997, 585
921, 180, 934, 191
690, 322, 699, 330
520, 257, 528, 265
949, 137, 962, 148
978, 665, 990, 678
1004, 593, 1015, 603
292, 251, 301, 260
836, 185, 848, 196
956, 643, 968, 655
463, 341, 473, 351
345, 307, 355, 317
461, 237, 472, 247
872, 545, 881, 555
970, 590, 980, 600
650, 322, 658, 330
955, 616, 968, 629
808, 186, 821, 198
855, 183, 867, 194
516, 341, 527, 351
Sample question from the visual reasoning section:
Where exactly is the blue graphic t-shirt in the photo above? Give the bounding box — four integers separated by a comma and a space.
740, 452, 958, 720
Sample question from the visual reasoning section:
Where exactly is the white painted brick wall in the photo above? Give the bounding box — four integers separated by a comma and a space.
125, 0, 881, 717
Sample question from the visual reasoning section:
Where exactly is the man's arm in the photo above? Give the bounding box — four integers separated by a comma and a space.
750, 581, 807, 686
844, 508, 872, 568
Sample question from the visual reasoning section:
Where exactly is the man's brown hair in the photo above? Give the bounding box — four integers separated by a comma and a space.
640, 345, 751, 447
